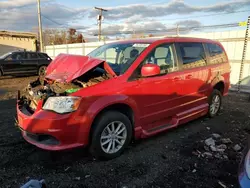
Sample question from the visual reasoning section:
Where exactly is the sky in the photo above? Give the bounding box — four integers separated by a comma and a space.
0, 0, 249, 39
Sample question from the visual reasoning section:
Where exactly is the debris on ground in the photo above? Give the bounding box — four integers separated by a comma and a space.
223, 155, 229, 160
194, 163, 198, 168
233, 144, 241, 152
74, 177, 81, 181
85, 175, 91, 178
212, 133, 221, 139
215, 153, 222, 159
64, 167, 70, 172
203, 152, 213, 158
218, 181, 227, 188
205, 137, 215, 146
221, 138, 233, 144
196, 133, 243, 160
20, 179, 46, 188
192, 150, 201, 156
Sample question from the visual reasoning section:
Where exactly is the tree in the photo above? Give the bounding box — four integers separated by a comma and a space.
67, 28, 85, 43
43, 28, 85, 45
76, 33, 85, 43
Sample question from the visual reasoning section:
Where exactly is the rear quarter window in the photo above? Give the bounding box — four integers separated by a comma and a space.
38, 53, 51, 60
206, 43, 226, 65
207, 43, 224, 56
38, 53, 45, 58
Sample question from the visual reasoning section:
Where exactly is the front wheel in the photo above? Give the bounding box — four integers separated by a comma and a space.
90, 111, 132, 160
38, 66, 46, 76
208, 89, 222, 117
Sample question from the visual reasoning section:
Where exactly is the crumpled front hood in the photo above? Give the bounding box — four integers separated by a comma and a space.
45, 53, 116, 82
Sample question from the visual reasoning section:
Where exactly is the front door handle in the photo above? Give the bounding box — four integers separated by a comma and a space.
174, 77, 181, 81
185, 74, 192, 79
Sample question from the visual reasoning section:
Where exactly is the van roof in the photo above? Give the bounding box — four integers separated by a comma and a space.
109, 37, 219, 45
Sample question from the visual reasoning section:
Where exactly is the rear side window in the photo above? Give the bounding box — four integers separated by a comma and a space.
178, 42, 206, 69
207, 43, 223, 56
26, 52, 38, 59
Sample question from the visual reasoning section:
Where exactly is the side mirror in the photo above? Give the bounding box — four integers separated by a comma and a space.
141, 63, 160, 77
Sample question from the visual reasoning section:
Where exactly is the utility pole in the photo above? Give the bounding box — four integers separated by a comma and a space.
94, 7, 107, 41
37, 0, 44, 52
176, 24, 179, 36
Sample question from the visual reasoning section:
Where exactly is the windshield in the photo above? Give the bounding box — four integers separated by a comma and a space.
88, 42, 150, 75
0, 52, 11, 59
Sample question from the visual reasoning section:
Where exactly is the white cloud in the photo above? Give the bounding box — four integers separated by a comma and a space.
0, 2, 88, 31
0, 0, 50, 9
175, 20, 202, 27
86, 20, 181, 35
88, 0, 250, 20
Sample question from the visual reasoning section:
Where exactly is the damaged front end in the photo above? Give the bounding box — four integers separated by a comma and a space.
17, 54, 116, 114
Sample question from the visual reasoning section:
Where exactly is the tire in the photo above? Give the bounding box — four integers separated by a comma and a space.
38, 66, 47, 76
90, 111, 133, 160
0, 70, 2, 77
208, 89, 222, 118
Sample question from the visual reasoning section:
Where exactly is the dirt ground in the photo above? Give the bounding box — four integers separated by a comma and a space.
0, 76, 249, 188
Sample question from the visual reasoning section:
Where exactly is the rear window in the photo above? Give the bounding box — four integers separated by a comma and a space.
207, 43, 223, 56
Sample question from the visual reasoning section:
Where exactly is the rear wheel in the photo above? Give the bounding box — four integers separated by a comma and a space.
208, 89, 222, 117
38, 66, 46, 76
90, 111, 132, 160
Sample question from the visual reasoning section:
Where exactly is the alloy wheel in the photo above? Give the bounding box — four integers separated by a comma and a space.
39, 66, 46, 76
209, 94, 221, 115
100, 121, 127, 154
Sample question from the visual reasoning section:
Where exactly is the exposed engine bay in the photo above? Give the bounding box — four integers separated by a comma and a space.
19, 66, 112, 113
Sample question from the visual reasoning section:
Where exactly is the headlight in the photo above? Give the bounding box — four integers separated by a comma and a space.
245, 150, 250, 179
43, 96, 81, 114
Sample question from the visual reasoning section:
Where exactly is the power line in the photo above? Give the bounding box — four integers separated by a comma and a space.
40, 14, 96, 30
41, 14, 64, 26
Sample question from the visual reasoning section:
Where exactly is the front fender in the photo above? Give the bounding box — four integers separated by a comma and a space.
87, 95, 140, 126
76, 94, 140, 144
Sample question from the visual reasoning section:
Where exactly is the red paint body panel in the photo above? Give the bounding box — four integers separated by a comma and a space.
16, 37, 230, 151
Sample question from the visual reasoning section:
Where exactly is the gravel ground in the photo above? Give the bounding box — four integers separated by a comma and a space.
0, 76, 249, 188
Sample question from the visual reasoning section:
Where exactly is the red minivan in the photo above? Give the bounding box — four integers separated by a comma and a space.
16, 37, 230, 159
